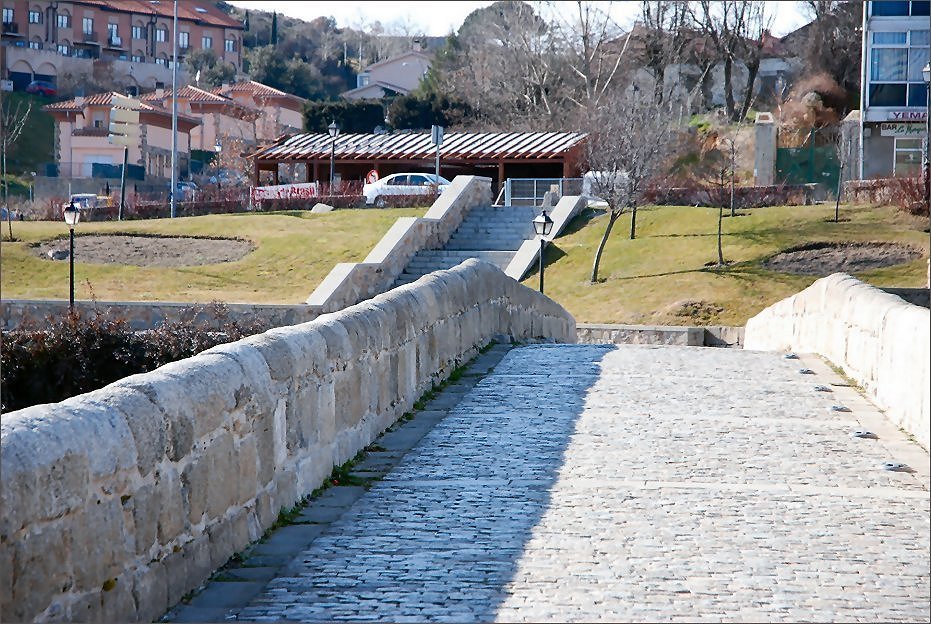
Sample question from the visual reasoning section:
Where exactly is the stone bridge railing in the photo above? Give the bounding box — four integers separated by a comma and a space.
745, 273, 929, 449
0, 260, 575, 623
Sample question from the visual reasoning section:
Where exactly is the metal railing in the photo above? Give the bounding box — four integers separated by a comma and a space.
501, 178, 583, 207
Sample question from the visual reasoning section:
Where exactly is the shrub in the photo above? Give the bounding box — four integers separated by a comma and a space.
845, 177, 929, 217
1, 303, 266, 412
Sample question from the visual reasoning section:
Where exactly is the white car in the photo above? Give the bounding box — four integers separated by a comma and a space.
363, 173, 451, 207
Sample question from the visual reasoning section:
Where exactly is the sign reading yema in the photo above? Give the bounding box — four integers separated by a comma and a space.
880, 123, 926, 137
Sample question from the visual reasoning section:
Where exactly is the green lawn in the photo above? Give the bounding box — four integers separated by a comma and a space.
522, 203, 929, 326
0, 209, 424, 304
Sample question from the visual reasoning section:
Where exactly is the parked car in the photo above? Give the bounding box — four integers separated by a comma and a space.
362, 173, 451, 207
25, 80, 56, 97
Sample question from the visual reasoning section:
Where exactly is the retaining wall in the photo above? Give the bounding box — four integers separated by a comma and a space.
0, 259, 575, 623
576, 323, 743, 347
744, 273, 930, 449
306, 176, 492, 312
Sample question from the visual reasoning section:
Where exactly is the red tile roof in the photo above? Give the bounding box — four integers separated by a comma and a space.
43, 91, 200, 125
213, 80, 306, 103
71, 0, 243, 29
141, 85, 230, 104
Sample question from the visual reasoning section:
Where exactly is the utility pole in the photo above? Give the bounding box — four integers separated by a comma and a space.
170, 0, 178, 218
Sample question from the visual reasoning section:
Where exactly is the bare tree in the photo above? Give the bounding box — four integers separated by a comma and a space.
688, 1, 771, 122
1, 92, 32, 240
638, 1, 691, 104
831, 121, 855, 223
585, 87, 683, 282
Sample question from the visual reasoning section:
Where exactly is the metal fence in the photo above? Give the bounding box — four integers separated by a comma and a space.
500, 178, 584, 207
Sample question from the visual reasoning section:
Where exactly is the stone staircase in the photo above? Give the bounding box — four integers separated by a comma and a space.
393, 205, 539, 287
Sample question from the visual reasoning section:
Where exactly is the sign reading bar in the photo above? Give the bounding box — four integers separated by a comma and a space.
880, 123, 926, 137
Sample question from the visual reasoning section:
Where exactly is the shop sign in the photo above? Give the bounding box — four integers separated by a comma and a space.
886, 110, 928, 121
880, 123, 926, 137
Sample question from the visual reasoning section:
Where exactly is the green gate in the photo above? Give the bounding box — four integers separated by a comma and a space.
775, 128, 840, 189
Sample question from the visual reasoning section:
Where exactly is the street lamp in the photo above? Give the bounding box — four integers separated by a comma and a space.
532, 209, 554, 294
29, 171, 36, 203
328, 120, 340, 192
63, 202, 81, 313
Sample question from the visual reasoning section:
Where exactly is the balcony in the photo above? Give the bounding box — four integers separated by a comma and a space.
2, 21, 23, 37
106, 34, 125, 49
82, 30, 100, 43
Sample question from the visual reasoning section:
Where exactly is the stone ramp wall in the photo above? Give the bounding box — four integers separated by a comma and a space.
744, 273, 930, 449
0, 259, 575, 623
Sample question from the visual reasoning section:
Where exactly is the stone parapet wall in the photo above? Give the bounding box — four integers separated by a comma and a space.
0, 259, 575, 623
0, 299, 317, 332
744, 273, 930, 449
306, 176, 492, 312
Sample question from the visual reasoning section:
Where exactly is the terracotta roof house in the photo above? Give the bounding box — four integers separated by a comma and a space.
44, 91, 198, 179
2, 0, 244, 92
141, 85, 260, 153
212, 80, 306, 142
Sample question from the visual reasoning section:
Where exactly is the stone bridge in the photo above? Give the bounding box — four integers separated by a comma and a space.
2, 266, 928, 623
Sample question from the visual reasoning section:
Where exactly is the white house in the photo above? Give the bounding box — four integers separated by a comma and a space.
341, 50, 432, 100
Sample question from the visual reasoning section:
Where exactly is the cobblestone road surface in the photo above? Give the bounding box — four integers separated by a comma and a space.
231, 344, 930, 622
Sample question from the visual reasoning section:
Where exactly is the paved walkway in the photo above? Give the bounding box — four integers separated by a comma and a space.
169, 344, 930, 623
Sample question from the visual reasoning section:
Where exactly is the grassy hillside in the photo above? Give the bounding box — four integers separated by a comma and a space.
0, 208, 424, 303
522, 203, 929, 326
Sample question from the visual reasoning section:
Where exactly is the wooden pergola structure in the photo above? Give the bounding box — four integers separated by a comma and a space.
249, 131, 588, 190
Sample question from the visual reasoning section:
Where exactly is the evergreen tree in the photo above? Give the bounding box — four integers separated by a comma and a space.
270, 12, 278, 46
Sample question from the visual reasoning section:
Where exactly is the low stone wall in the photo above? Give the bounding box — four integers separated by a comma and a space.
0, 259, 575, 623
744, 273, 930, 449
306, 175, 492, 312
576, 323, 744, 347
0, 299, 317, 332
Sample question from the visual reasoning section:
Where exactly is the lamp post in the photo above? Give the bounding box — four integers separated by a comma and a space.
29, 171, 36, 203
63, 202, 81, 313
533, 209, 554, 294
923, 62, 930, 211
328, 120, 340, 192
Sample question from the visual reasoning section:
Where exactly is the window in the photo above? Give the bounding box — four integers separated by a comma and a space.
357, 73, 370, 88
155, 27, 166, 42
29, 10, 41, 24
224, 37, 234, 52
82, 17, 93, 35
57, 13, 70, 28
387, 175, 410, 186
132, 24, 143, 39
871, 0, 930, 15
107, 23, 117, 38
29, 40, 41, 49
201, 35, 212, 49
868, 29, 930, 107
178, 31, 188, 48
57, 43, 70, 55
155, 56, 167, 66
894, 138, 923, 175
2, 8, 13, 23
131, 54, 143, 62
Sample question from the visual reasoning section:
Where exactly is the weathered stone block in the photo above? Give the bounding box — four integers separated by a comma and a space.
181, 453, 209, 525
156, 466, 186, 543
12, 521, 71, 623
205, 431, 236, 519
70, 497, 128, 593
132, 561, 167, 624
237, 435, 258, 505
131, 482, 160, 556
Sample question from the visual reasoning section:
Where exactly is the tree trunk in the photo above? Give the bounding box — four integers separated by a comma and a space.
700, 62, 714, 111
737, 58, 760, 122
591, 210, 619, 283
629, 204, 637, 240
834, 160, 844, 223
717, 203, 724, 266
723, 56, 736, 122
